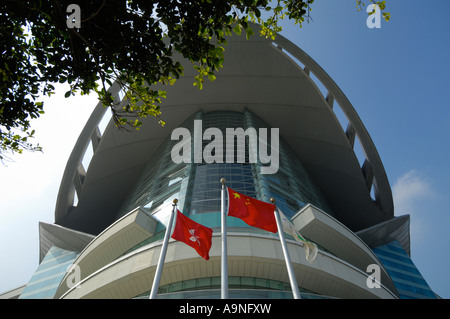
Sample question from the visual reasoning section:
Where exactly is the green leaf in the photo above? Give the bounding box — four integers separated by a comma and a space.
233, 24, 241, 36
246, 27, 254, 40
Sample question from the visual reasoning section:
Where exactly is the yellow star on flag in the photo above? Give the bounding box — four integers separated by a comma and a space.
227, 187, 278, 233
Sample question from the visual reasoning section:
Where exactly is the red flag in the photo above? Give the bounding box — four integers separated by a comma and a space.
171, 210, 213, 260
227, 187, 277, 233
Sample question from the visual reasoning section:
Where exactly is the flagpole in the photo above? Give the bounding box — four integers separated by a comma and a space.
220, 178, 228, 299
271, 198, 302, 299
149, 198, 178, 299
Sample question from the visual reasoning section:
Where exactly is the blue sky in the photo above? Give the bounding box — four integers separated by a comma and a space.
0, 0, 449, 298
277, 0, 450, 298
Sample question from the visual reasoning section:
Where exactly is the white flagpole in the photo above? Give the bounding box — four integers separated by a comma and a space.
149, 198, 178, 299
220, 178, 228, 299
271, 198, 302, 299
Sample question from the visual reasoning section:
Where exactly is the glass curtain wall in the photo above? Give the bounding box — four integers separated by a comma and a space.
117, 109, 333, 229
372, 240, 437, 299
19, 246, 79, 299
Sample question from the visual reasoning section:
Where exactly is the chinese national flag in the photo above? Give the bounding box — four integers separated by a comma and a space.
227, 187, 277, 233
171, 210, 213, 260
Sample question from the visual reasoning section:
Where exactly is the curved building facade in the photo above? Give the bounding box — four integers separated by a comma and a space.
117, 109, 334, 226
2, 26, 438, 299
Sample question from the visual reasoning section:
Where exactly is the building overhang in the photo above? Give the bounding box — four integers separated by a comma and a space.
54, 207, 158, 299
356, 214, 411, 256
292, 204, 398, 295
38, 222, 94, 263
54, 27, 394, 235
59, 232, 397, 299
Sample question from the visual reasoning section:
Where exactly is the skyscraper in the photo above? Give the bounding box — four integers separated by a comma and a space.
1, 27, 437, 299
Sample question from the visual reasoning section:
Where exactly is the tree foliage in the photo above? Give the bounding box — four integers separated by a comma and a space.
0, 0, 389, 162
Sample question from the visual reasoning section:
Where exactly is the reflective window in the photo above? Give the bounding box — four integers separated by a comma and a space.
373, 240, 436, 299
19, 246, 78, 299
133, 276, 326, 299
118, 109, 334, 228
190, 163, 256, 215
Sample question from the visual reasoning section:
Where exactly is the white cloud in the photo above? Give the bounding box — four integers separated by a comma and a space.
392, 169, 436, 241
393, 170, 435, 214
0, 86, 98, 293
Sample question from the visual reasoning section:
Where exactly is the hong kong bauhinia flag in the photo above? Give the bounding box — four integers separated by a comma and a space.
171, 210, 213, 260
227, 187, 277, 233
